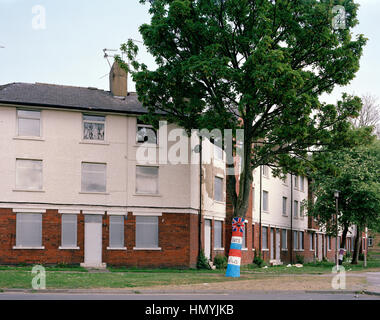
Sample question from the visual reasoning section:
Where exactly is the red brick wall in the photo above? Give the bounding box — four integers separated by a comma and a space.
0, 208, 84, 265
0, 208, 200, 268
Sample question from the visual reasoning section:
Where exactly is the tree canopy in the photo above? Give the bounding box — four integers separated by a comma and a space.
118, 0, 367, 218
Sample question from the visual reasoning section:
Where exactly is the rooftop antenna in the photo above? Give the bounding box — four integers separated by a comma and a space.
103, 48, 118, 68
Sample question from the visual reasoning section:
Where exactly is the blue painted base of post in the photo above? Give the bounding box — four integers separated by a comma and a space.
225, 217, 244, 278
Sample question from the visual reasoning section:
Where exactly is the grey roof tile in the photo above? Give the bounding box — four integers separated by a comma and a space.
0, 82, 148, 114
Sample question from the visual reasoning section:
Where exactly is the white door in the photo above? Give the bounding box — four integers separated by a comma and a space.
204, 219, 211, 260
84, 215, 103, 267
276, 230, 281, 260
270, 228, 274, 260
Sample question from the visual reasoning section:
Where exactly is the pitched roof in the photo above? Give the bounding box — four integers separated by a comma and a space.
0, 82, 147, 114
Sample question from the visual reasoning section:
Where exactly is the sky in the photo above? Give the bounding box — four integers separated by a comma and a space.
0, 0, 379, 105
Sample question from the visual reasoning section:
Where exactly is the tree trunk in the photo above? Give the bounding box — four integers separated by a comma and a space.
225, 132, 253, 277
340, 225, 348, 249
352, 226, 362, 265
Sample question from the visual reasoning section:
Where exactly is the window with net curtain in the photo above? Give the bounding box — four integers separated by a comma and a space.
83, 114, 105, 141
109, 215, 124, 248
16, 213, 42, 247
17, 110, 41, 137
214, 220, 222, 249
61, 214, 77, 248
16, 159, 43, 190
136, 166, 159, 194
135, 216, 159, 248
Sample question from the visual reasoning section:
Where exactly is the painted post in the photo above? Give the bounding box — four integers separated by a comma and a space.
225, 217, 244, 277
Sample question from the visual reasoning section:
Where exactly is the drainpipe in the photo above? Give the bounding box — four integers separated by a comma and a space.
198, 135, 203, 256
290, 173, 293, 264
259, 165, 262, 255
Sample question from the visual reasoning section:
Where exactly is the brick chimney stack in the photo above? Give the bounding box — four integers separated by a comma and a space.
109, 61, 127, 97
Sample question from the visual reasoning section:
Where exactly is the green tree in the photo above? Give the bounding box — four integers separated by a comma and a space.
116, 1, 367, 274
119, 0, 366, 220
307, 139, 380, 264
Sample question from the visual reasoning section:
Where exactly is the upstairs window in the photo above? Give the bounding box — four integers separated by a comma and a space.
136, 166, 159, 194
16, 159, 43, 190
282, 197, 287, 216
294, 200, 299, 219
300, 176, 305, 191
263, 191, 269, 212
81, 162, 107, 193
136, 121, 157, 144
17, 109, 41, 137
214, 176, 224, 202
83, 114, 105, 140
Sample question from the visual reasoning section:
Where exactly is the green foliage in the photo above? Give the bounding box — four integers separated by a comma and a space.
213, 254, 228, 269
359, 253, 365, 261
119, 0, 367, 219
253, 252, 265, 268
308, 141, 380, 234
197, 250, 211, 270
295, 254, 304, 264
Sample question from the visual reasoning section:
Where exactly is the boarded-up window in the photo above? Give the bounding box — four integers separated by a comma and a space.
136, 166, 159, 194
109, 215, 124, 248
262, 226, 268, 249
16, 159, 43, 190
17, 110, 41, 137
135, 216, 159, 248
214, 220, 222, 249
214, 177, 223, 202
61, 214, 77, 247
263, 191, 269, 212
16, 213, 42, 247
81, 163, 106, 192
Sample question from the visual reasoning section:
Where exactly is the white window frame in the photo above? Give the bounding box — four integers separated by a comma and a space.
262, 226, 268, 250
294, 200, 299, 219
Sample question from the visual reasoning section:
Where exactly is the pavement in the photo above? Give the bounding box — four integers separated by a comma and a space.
0, 271, 379, 300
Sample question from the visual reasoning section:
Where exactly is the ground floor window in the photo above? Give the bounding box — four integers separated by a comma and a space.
61, 214, 77, 248
262, 227, 268, 249
293, 231, 298, 250
310, 233, 314, 250
16, 213, 42, 248
242, 222, 247, 249
135, 216, 159, 249
299, 231, 304, 250
214, 220, 222, 249
328, 236, 331, 250
109, 215, 125, 249
281, 229, 287, 250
